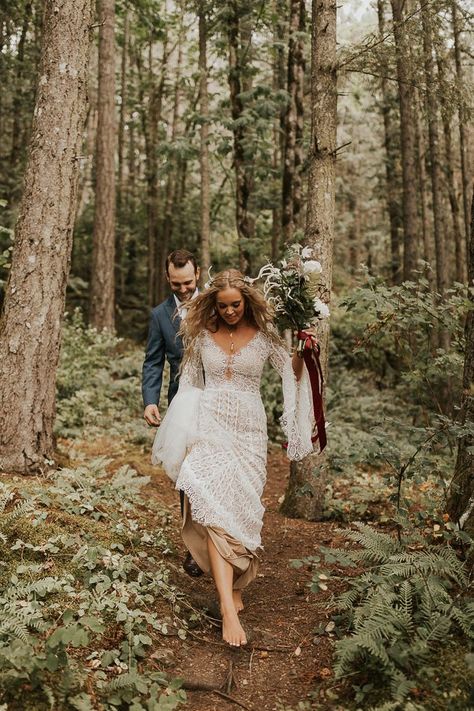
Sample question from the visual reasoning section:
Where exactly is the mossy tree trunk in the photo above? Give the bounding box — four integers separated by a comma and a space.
0, 0, 94, 473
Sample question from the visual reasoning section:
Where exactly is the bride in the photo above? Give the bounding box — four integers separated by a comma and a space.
152, 269, 315, 647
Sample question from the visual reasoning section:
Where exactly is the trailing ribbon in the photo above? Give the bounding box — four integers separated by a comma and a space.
297, 330, 327, 453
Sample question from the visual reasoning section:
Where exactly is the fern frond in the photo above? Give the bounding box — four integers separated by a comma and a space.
0, 618, 30, 643
390, 671, 415, 702
346, 524, 401, 564
104, 671, 139, 692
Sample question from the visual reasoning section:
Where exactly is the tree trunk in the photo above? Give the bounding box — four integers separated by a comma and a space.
116, 3, 129, 300
446, 186, 474, 532
281, 0, 336, 521
390, 0, 419, 280
414, 87, 435, 291
0, 0, 94, 473
10, 1, 33, 172
271, 0, 286, 261
228, 0, 254, 274
282, 0, 305, 244
435, 39, 465, 284
451, 0, 471, 255
158, 3, 185, 302
377, 0, 401, 285
90, 0, 116, 330
420, 2, 447, 297
198, 0, 211, 277
135, 39, 166, 306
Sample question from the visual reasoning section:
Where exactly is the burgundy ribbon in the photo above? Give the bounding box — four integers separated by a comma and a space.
297, 330, 327, 453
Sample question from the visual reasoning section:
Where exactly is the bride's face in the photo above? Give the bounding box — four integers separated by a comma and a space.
216, 287, 245, 327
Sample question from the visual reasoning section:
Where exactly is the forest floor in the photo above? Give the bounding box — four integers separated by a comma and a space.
79, 436, 344, 711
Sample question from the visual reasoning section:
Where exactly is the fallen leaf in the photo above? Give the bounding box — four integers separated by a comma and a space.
320, 667, 332, 678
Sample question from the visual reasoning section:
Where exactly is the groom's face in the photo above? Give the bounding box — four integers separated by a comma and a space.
167, 261, 200, 302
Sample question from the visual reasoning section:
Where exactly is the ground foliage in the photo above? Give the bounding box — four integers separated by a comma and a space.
0, 459, 188, 710
290, 275, 474, 709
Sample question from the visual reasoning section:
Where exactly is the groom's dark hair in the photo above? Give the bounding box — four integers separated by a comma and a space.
166, 249, 198, 275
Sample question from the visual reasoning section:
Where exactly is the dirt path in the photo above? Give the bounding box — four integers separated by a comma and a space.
138, 446, 339, 711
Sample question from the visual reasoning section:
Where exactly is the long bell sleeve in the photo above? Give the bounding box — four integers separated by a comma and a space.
151, 338, 204, 481
269, 341, 314, 461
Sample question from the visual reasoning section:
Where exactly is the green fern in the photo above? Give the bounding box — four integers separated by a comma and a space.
315, 523, 472, 703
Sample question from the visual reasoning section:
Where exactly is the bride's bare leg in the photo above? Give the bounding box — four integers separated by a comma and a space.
232, 590, 244, 613
207, 536, 247, 646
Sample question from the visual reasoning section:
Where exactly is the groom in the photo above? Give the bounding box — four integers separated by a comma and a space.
142, 249, 202, 577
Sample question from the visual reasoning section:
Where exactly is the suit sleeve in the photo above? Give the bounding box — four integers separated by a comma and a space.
142, 309, 166, 407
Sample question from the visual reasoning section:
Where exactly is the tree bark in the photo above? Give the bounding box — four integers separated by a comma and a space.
414, 86, 435, 291
135, 38, 166, 306
420, 2, 447, 297
116, 3, 129, 299
90, 0, 116, 330
451, 0, 471, 255
0, 0, 94, 473
10, 1, 33, 171
435, 35, 465, 284
198, 0, 211, 277
390, 0, 419, 280
446, 185, 474, 533
376, 0, 401, 285
282, 0, 305, 244
228, 0, 254, 274
281, 0, 336, 521
158, 2, 185, 302
271, 0, 286, 261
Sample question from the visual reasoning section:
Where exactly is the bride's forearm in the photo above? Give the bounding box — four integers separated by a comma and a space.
292, 351, 304, 381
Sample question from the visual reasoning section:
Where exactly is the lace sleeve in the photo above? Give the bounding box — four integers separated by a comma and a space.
269, 340, 314, 461
179, 336, 205, 390
152, 336, 203, 481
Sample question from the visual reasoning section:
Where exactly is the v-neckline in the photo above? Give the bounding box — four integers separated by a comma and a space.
206, 329, 260, 357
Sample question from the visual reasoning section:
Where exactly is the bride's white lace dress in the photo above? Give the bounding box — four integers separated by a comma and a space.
152, 329, 314, 583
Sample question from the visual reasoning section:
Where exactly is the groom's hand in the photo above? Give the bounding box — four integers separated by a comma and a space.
144, 404, 161, 427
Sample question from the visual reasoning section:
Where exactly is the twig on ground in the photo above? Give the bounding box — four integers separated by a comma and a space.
181, 677, 250, 710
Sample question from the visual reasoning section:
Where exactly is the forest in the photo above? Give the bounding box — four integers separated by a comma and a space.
0, 0, 473, 709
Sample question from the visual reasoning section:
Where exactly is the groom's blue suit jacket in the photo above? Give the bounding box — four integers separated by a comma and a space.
142, 294, 183, 407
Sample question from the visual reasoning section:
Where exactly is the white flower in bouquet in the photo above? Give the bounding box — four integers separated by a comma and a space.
256, 243, 329, 333
313, 297, 330, 320
303, 260, 322, 275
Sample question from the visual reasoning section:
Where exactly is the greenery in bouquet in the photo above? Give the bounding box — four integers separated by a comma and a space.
257, 243, 329, 333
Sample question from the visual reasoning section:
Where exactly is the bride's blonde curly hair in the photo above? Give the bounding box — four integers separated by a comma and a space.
180, 268, 283, 369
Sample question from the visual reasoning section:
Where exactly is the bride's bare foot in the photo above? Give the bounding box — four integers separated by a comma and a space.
221, 606, 247, 647
232, 590, 244, 613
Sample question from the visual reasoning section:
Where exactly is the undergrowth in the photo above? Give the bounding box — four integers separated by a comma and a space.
0, 460, 189, 710
56, 310, 156, 445
290, 275, 474, 710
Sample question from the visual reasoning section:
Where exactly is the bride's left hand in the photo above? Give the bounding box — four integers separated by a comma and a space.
297, 327, 318, 348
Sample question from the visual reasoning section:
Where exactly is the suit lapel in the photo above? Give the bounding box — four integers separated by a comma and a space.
164, 295, 181, 334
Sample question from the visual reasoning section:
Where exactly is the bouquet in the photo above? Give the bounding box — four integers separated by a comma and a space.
256, 243, 329, 351
256, 243, 329, 452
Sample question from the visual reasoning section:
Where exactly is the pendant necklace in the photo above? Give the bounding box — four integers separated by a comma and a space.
225, 326, 236, 379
